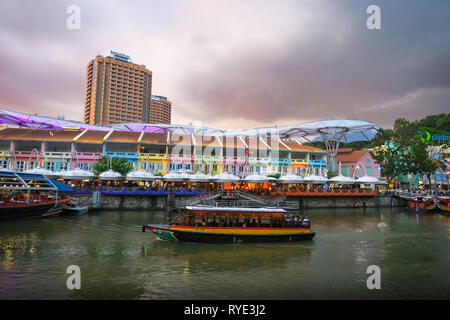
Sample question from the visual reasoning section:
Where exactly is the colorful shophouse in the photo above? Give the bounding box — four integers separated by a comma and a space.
336, 148, 381, 178
0, 126, 329, 177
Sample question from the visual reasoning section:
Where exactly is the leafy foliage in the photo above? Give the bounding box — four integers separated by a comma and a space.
93, 157, 133, 176
370, 115, 449, 185
326, 171, 338, 179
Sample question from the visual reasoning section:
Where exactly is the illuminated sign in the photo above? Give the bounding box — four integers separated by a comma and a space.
110, 50, 131, 62
417, 130, 450, 143
151, 96, 160, 101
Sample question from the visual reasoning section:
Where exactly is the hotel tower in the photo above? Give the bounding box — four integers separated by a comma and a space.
150, 95, 172, 124
83, 51, 153, 125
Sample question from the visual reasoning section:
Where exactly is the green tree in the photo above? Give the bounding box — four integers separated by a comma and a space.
370, 141, 408, 185
268, 173, 281, 179
407, 137, 438, 187
370, 118, 417, 185
327, 171, 338, 179
93, 156, 133, 176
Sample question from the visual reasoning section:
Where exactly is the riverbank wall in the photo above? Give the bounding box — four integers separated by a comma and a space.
69, 194, 407, 210
294, 195, 406, 209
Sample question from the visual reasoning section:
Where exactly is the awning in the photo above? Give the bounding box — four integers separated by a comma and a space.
48, 179, 73, 193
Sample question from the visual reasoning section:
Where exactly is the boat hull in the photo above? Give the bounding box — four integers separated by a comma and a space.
406, 199, 436, 213
438, 198, 450, 215
0, 199, 70, 220
145, 224, 315, 243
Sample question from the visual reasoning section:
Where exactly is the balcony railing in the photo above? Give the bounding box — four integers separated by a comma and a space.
13, 151, 41, 159
291, 159, 308, 165
167, 154, 194, 163
308, 159, 327, 167
194, 155, 222, 165
269, 158, 291, 166
248, 157, 270, 165
76, 152, 102, 160
138, 153, 167, 161
104, 151, 138, 159
42, 152, 72, 159
222, 156, 247, 165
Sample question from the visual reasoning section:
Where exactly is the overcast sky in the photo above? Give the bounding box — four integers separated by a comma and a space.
0, 0, 449, 130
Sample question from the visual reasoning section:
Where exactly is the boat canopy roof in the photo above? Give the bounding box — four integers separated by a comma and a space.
0, 170, 72, 192
185, 206, 287, 213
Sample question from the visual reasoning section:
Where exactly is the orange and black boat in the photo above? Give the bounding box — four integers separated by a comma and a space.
437, 197, 450, 215
406, 196, 436, 213
0, 170, 72, 220
142, 206, 315, 243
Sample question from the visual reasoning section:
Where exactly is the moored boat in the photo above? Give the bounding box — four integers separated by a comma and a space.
143, 206, 315, 243
437, 197, 450, 215
406, 196, 436, 213
0, 170, 72, 220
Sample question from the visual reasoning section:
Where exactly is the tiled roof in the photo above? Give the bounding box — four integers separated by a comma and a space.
245, 137, 269, 150
104, 131, 140, 142
140, 132, 168, 145
0, 128, 81, 141
76, 131, 106, 143
168, 133, 193, 145
282, 140, 326, 153
222, 136, 247, 149
336, 148, 369, 163
267, 139, 291, 151
193, 135, 223, 147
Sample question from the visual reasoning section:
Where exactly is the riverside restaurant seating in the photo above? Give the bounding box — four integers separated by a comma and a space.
71, 185, 208, 196
270, 185, 376, 197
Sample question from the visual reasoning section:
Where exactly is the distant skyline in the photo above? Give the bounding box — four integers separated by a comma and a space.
0, 0, 449, 130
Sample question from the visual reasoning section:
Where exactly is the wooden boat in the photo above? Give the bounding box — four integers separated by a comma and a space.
0, 170, 72, 220
142, 206, 315, 243
437, 197, 450, 215
406, 196, 436, 213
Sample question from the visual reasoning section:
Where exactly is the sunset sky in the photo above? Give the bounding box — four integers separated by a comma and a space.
0, 0, 449, 130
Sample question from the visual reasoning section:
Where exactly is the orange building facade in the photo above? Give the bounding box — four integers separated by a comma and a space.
150, 95, 172, 124
83, 51, 153, 126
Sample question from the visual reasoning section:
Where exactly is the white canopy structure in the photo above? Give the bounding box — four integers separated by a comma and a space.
126, 170, 155, 181
188, 173, 212, 182
355, 175, 382, 184
212, 172, 241, 183
302, 174, 328, 184
61, 167, 95, 180
99, 169, 123, 180
23, 166, 54, 176
278, 174, 303, 184
244, 173, 270, 183
328, 175, 355, 184
0, 108, 379, 175
162, 171, 190, 182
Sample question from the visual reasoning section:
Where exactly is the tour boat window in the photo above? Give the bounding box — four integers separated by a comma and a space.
260, 217, 271, 227
206, 216, 217, 226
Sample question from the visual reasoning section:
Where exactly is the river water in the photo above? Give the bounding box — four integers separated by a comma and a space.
0, 208, 448, 300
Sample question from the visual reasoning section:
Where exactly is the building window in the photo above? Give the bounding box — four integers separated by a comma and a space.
366, 166, 372, 176
341, 166, 350, 176
375, 167, 380, 176
366, 158, 371, 165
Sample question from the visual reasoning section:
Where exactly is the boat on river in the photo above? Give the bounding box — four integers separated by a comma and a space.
437, 197, 450, 215
406, 196, 436, 213
142, 206, 315, 243
0, 170, 71, 220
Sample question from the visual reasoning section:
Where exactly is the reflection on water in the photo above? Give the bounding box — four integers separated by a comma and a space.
0, 207, 448, 299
